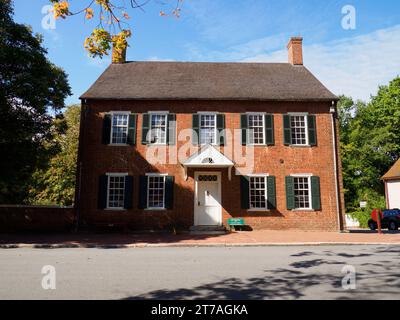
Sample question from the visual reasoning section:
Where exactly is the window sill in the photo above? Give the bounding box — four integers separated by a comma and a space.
292, 209, 315, 212
108, 143, 130, 147
145, 208, 167, 211
287, 145, 312, 148
247, 209, 271, 212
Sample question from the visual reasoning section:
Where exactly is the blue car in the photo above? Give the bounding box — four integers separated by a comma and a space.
368, 209, 400, 231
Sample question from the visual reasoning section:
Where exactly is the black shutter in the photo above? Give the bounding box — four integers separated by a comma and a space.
167, 114, 176, 145
240, 114, 247, 146
308, 115, 317, 146
283, 115, 292, 146
124, 176, 133, 209
311, 176, 321, 210
192, 114, 200, 145
217, 114, 225, 146
165, 176, 174, 209
141, 113, 150, 144
240, 176, 250, 209
102, 114, 112, 144
127, 114, 137, 145
98, 175, 108, 209
267, 176, 276, 209
265, 114, 274, 146
285, 176, 295, 210
138, 175, 148, 209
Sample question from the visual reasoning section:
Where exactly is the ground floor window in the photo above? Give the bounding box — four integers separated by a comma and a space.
293, 176, 311, 209
107, 174, 126, 209
147, 175, 166, 209
249, 176, 268, 210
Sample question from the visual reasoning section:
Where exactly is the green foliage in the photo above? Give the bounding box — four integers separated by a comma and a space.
347, 210, 371, 228
338, 77, 400, 215
28, 105, 80, 206
0, 0, 71, 204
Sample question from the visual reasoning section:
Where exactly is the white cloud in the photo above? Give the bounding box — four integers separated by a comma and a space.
241, 25, 400, 101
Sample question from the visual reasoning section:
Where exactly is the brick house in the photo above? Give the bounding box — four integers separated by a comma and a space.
77, 37, 346, 232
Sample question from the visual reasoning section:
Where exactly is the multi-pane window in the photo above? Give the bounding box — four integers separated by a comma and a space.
249, 176, 268, 210
248, 114, 265, 144
293, 177, 311, 209
111, 113, 129, 144
291, 115, 307, 145
107, 175, 126, 209
148, 175, 165, 209
199, 114, 217, 145
149, 114, 167, 144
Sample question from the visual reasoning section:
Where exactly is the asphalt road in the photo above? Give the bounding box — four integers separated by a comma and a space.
0, 245, 399, 300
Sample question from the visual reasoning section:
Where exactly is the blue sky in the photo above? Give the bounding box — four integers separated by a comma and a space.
13, 0, 400, 105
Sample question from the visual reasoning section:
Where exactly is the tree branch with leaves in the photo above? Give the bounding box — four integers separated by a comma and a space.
49, 0, 183, 59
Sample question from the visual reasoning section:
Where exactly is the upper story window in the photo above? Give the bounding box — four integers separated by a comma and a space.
248, 114, 265, 145
111, 113, 129, 144
199, 114, 217, 145
283, 114, 317, 146
150, 113, 167, 144
291, 115, 307, 145
241, 113, 274, 146
107, 174, 127, 209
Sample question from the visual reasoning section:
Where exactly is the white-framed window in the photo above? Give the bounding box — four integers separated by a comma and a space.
248, 113, 265, 145
199, 113, 217, 145
111, 113, 129, 144
147, 175, 166, 209
293, 176, 312, 209
290, 115, 308, 145
149, 113, 168, 144
107, 173, 127, 209
249, 176, 268, 210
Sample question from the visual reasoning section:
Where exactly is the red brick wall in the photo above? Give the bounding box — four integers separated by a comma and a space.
0, 206, 75, 233
77, 100, 345, 231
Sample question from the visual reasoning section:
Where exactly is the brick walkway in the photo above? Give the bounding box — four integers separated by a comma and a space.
0, 229, 399, 248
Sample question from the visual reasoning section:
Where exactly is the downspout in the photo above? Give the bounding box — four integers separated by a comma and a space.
330, 101, 343, 232
73, 98, 87, 231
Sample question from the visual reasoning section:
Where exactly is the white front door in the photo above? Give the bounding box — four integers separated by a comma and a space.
194, 172, 222, 226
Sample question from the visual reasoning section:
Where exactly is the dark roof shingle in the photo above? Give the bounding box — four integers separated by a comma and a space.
80, 61, 337, 101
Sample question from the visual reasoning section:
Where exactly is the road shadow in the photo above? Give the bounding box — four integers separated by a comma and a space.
123, 246, 400, 300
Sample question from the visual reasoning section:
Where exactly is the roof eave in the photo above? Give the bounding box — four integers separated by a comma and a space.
79, 96, 339, 102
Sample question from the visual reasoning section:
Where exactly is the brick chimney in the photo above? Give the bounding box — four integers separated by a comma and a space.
111, 44, 126, 64
287, 37, 303, 65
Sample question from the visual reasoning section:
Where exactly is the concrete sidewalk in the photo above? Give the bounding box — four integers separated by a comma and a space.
1, 229, 399, 248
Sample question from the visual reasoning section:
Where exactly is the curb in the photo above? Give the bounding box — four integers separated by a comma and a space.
1, 242, 399, 249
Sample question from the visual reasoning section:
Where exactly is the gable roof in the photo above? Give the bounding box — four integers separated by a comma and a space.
382, 159, 400, 180
80, 61, 338, 102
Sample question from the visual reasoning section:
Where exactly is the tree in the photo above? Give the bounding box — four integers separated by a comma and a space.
28, 105, 80, 206
49, 0, 183, 59
0, 0, 71, 204
338, 77, 400, 211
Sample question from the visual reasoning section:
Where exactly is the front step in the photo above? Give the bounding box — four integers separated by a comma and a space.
189, 225, 227, 235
